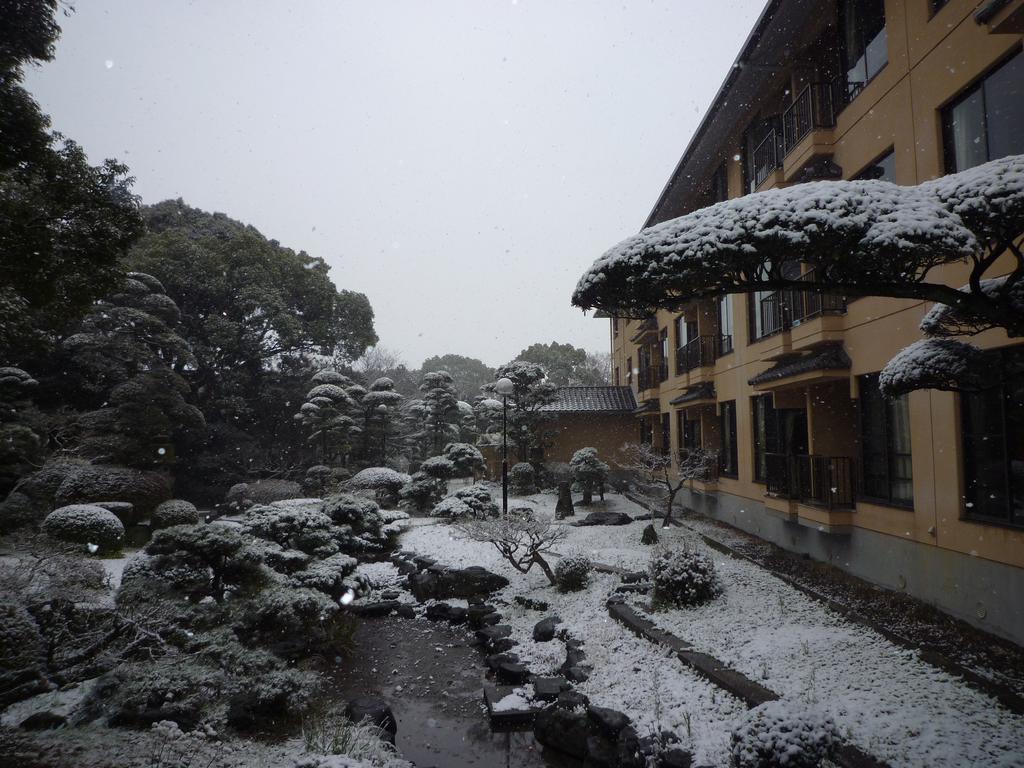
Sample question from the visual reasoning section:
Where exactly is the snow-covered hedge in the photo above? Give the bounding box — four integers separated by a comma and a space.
509, 462, 536, 494
53, 465, 171, 517
443, 442, 485, 477
431, 486, 498, 519
243, 504, 339, 557
554, 552, 592, 593
0, 491, 44, 532
398, 471, 447, 513
225, 479, 303, 511
419, 456, 455, 480
650, 547, 722, 607
0, 600, 46, 682
42, 504, 125, 552
152, 499, 200, 529
729, 700, 840, 768
347, 467, 411, 493
288, 552, 359, 600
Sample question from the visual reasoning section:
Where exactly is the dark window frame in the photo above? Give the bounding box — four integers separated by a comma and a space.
718, 296, 735, 356
853, 146, 896, 182
837, 0, 889, 107
719, 401, 739, 478
858, 373, 914, 509
941, 46, 1024, 173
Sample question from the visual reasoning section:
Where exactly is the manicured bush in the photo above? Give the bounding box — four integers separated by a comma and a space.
288, 552, 359, 599
53, 465, 172, 517
152, 499, 200, 529
509, 462, 536, 494
15, 459, 88, 502
398, 472, 447, 513
323, 492, 380, 529
242, 504, 338, 556
224, 479, 303, 511
303, 464, 333, 496
0, 491, 44, 532
443, 442, 485, 478
419, 456, 454, 480
0, 600, 46, 685
145, 523, 265, 602
42, 504, 125, 552
432, 486, 498, 519
346, 467, 411, 495
569, 447, 608, 504
729, 700, 841, 768
554, 553, 592, 592
650, 547, 722, 607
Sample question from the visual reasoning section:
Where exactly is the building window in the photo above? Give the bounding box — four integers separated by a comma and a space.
961, 348, 1024, 527
718, 296, 734, 354
839, 0, 888, 101
710, 162, 729, 203
854, 148, 896, 182
942, 48, 1024, 173
859, 374, 914, 507
679, 410, 702, 453
659, 329, 670, 381
626, 356, 632, 388
752, 395, 779, 483
661, 413, 671, 455
614, 366, 619, 386
719, 401, 738, 477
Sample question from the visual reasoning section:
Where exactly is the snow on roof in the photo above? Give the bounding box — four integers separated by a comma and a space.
539, 386, 637, 414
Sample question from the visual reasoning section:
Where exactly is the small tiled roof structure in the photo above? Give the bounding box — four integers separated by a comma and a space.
632, 398, 660, 415
540, 386, 637, 414
669, 382, 716, 406
748, 343, 852, 386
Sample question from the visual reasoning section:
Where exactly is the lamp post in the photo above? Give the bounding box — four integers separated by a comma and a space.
494, 377, 514, 515
376, 404, 388, 464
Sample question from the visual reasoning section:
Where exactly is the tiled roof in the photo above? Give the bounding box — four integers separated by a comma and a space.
540, 386, 638, 414
633, 398, 660, 415
748, 343, 851, 386
669, 382, 716, 406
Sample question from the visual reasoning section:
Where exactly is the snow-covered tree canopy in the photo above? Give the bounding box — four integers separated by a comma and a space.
573, 155, 1024, 396
573, 155, 1022, 325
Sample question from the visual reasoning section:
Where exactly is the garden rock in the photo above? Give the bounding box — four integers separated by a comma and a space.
410, 565, 509, 601
556, 689, 589, 710
467, 603, 498, 628
534, 706, 592, 759
584, 734, 618, 768
349, 600, 400, 617
587, 705, 631, 737
345, 695, 397, 741
660, 747, 694, 768
532, 676, 570, 702
641, 524, 659, 545
425, 602, 468, 624
95, 501, 135, 526
496, 661, 531, 685
19, 712, 67, 731
485, 652, 519, 672
533, 615, 561, 642
576, 511, 632, 526
394, 604, 416, 619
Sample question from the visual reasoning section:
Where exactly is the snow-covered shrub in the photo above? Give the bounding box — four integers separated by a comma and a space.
249, 541, 311, 575
0, 490, 44, 532
347, 467, 410, 494
224, 479, 303, 511
152, 499, 199, 529
304, 464, 334, 496
420, 456, 454, 480
234, 585, 341, 653
15, 458, 88, 502
228, 666, 318, 730
398, 471, 447, 513
554, 553, 592, 592
289, 553, 359, 599
729, 700, 841, 768
569, 447, 608, 504
243, 504, 339, 556
53, 465, 172, 517
145, 523, 265, 602
301, 712, 402, 764
323, 492, 379, 528
0, 600, 46, 686
509, 462, 536, 494
432, 486, 498, 519
42, 504, 124, 552
650, 546, 722, 607
443, 442, 485, 478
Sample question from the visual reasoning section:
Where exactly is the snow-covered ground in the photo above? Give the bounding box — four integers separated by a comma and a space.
401, 492, 1024, 768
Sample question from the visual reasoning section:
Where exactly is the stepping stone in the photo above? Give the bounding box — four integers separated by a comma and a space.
483, 684, 540, 731
485, 652, 519, 671
475, 624, 511, 644
533, 615, 561, 642
556, 689, 589, 710
532, 676, 570, 702
496, 661, 532, 685
587, 705, 631, 737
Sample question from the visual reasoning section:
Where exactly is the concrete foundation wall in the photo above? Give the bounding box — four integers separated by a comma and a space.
679, 487, 1024, 647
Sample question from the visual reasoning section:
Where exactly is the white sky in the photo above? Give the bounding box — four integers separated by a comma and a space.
25, 0, 766, 369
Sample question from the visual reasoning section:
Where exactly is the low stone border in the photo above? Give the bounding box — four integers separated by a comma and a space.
625, 492, 1024, 715
606, 596, 890, 768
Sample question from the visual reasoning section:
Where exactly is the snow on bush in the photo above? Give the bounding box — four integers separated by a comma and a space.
152, 499, 199, 529
323, 493, 380, 528
53, 465, 171, 517
432, 486, 498, 519
554, 552, 592, 593
878, 338, 988, 397
0, 490, 44, 532
225, 479, 303, 511
398, 472, 447, 513
0, 600, 46, 682
243, 504, 339, 557
347, 468, 411, 492
419, 456, 454, 480
443, 442, 485, 477
42, 504, 124, 552
509, 462, 536, 494
650, 546, 722, 607
235, 584, 339, 641
289, 552, 360, 600
729, 700, 840, 768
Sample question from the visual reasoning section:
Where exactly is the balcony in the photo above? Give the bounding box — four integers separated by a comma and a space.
752, 128, 780, 188
676, 335, 719, 375
755, 269, 846, 341
764, 453, 855, 510
637, 366, 662, 392
781, 83, 836, 157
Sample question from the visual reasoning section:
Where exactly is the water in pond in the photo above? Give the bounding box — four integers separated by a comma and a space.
331, 616, 577, 768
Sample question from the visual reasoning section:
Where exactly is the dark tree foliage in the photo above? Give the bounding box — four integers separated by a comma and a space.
419, 354, 494, 399
481, 361, 558, 462
0, 1, 142, 362
515, 341, 607, 386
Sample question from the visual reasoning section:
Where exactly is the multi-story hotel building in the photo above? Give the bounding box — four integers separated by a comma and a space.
606, 0, 1024, 642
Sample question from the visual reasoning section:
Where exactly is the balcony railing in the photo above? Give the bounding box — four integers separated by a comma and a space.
782, 83, 836, 157
658, 358, 669, 382
637, 366, 661, 392
756, 269, 846, 340
765, 453, 856, 510
753, 128, 780, 188
676, 335, 718, 375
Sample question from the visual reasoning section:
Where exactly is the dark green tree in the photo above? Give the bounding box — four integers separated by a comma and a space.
482, 361, 558, 462
515, 342, 607, 386
419, 354, 495, 399
418, 371, 459, 455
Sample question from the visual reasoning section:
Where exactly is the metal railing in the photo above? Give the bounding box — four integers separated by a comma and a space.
676, 335, 718, 375
765, 453, 855, 510
658, 358, 669, 382
753, 128, 781, 188
782, 83, 836, 156
637, 366, 662, 392
755, 269, 846, 340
